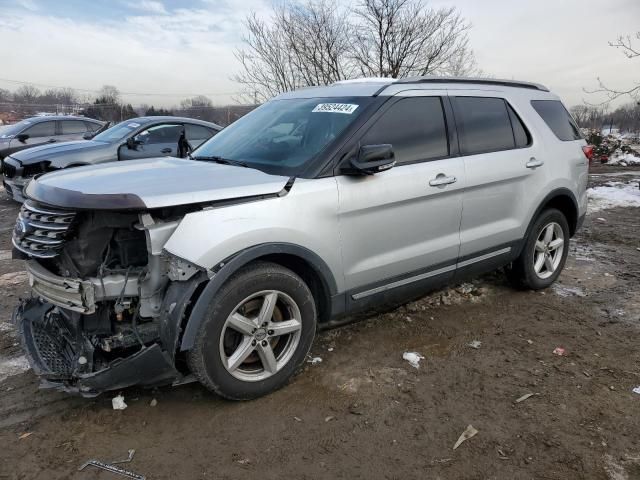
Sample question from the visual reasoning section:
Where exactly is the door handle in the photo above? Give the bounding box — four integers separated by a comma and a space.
161, 148, 172, 154
526, 157, 544, 169
429, 174, 457, 187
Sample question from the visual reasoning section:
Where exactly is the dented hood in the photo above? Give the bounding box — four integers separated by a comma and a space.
25, 157, 291, 210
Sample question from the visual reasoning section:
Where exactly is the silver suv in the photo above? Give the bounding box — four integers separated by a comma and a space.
12, 77, 589, 400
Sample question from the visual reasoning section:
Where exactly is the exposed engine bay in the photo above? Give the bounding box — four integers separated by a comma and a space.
13, 200, 206, 396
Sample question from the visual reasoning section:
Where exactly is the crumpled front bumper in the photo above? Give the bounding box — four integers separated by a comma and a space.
2, 176, 27, 202
15, 299, 182, 397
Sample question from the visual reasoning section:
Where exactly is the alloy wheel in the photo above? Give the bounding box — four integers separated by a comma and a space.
219, 290, 302, 382
533, 222, 565, 280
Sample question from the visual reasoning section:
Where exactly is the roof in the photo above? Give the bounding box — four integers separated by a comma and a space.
275, 76, 550, 100
129, 116, 222, 129
25, 115, 104, 123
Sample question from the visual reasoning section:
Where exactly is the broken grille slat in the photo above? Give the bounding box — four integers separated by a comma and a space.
13, 200, 76, 259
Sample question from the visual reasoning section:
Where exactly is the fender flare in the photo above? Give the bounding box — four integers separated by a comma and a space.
179, 242, 338, 351
518, 188, 579, 256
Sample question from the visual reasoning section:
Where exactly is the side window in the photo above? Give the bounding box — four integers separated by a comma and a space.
84, 121, 101, 132
185, 124, 215, 142
136, 124, 183, 144
61, 120, 88, 135
507, 105, 531, 148
531, 100, 582, 141
360, 97, 449, 164
23, 121, 56, 138
454, 97, 515, 155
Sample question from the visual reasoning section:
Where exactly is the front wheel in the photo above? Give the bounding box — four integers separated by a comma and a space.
187, 262, 317, 400
506, 208, 570, 290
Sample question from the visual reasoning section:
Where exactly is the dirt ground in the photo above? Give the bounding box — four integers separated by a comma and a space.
1, 166, 639, 480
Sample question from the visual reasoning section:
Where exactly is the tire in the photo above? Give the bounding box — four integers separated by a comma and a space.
187, 261, 317, 400
506, 208, 570, 290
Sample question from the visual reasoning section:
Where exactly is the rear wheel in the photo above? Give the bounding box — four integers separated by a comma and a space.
187, 262, 317, 400
506, 208, 569, 290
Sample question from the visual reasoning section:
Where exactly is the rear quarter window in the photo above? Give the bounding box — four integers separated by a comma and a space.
531, 100, 582, 141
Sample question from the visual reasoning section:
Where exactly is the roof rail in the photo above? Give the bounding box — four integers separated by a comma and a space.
395, 76, 549, 92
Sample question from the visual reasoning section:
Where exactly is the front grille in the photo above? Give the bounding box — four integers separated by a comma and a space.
32, 322, 76, 376
2, 161, 16, 178
12, 200, 76, 259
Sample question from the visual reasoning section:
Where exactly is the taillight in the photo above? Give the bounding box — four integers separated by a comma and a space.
582, 145, 594, 167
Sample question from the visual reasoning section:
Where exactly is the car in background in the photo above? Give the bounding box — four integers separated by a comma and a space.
2, 116, 222, 202
0, 116, 104, 160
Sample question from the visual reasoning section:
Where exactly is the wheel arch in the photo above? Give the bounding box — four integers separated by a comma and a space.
178, 243, 337, 352
527, 188, 579, 239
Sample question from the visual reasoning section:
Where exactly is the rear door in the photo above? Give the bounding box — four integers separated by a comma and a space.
336, 93, 465, 298
58, 119, 90, 142
451, 93, 545, 265
119, 123, 183, 160
185, 123, 217, 150
8, 120, 57, 153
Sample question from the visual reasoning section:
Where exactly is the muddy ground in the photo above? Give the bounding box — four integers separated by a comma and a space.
1, 166, 639, 480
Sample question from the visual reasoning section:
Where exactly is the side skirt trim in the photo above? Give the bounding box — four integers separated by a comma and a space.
351, 246, 511, 300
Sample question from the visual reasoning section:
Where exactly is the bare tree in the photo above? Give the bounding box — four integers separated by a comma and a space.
96, 85, 120, 104
14, 85, 40, 104
233, 0, 477, 100
586, 31, 640, 104
350, 0, 474, 78
180, 95, 213, 109
234, 0, 351, 102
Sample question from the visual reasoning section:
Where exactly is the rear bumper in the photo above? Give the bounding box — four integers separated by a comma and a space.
15, 298, 182, 397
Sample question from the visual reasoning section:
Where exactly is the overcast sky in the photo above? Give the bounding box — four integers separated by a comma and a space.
0, 0, 638, 107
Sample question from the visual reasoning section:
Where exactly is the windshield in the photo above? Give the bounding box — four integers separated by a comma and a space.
0, 120, 33, 139
192, 97, 373, 175
92, 120, 143, 143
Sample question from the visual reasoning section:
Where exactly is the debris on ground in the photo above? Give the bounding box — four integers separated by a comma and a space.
293, 416, 302, 422
453, 425, 478, 450
308, 356, 322, 365
632, 386, 640, 395
467, 340, 482, 349
402, 352, 424, 369
149, 399, 157, 407
324, 416, 335, 422
18, 432, 32, 440
112, 394, 128, 411
78, 450, 143, 479
515, 393, 536, 404
553, 347, 566, 356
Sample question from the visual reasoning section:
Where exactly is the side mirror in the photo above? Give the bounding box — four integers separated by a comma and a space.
344, 144, 396, 175
82, 132, 94, 140
126, 137, 142, 150
17, 133, 29, 143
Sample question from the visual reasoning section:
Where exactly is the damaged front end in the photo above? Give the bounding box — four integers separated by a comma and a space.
12, 200, 206, 396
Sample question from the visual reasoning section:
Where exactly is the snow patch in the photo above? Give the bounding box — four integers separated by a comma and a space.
588, 182, 640, 212
0, 356, 30, 383
552, 284, 586, 297
0, 271, 27, 287
608, 150, 640, 166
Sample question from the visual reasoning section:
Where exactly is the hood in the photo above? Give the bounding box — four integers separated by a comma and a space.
11, 140, 110, 165
25, 157, 291, 210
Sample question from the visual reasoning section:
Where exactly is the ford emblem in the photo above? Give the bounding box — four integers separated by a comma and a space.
14, 219, 28, 239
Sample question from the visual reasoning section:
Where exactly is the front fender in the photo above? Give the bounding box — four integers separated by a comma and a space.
177, 242, 338, 351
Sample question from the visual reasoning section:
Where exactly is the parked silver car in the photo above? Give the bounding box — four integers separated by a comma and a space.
12, 77, 589, 400
0, 116, 104, 161
2, 116, 221, 202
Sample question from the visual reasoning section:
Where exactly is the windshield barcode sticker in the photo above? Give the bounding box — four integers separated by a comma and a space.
312, 103, 359, 114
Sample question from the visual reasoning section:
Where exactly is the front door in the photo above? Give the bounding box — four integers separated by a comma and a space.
119, 123, 183, 160
336, 94, 464, 298
9, 120, 57, 154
